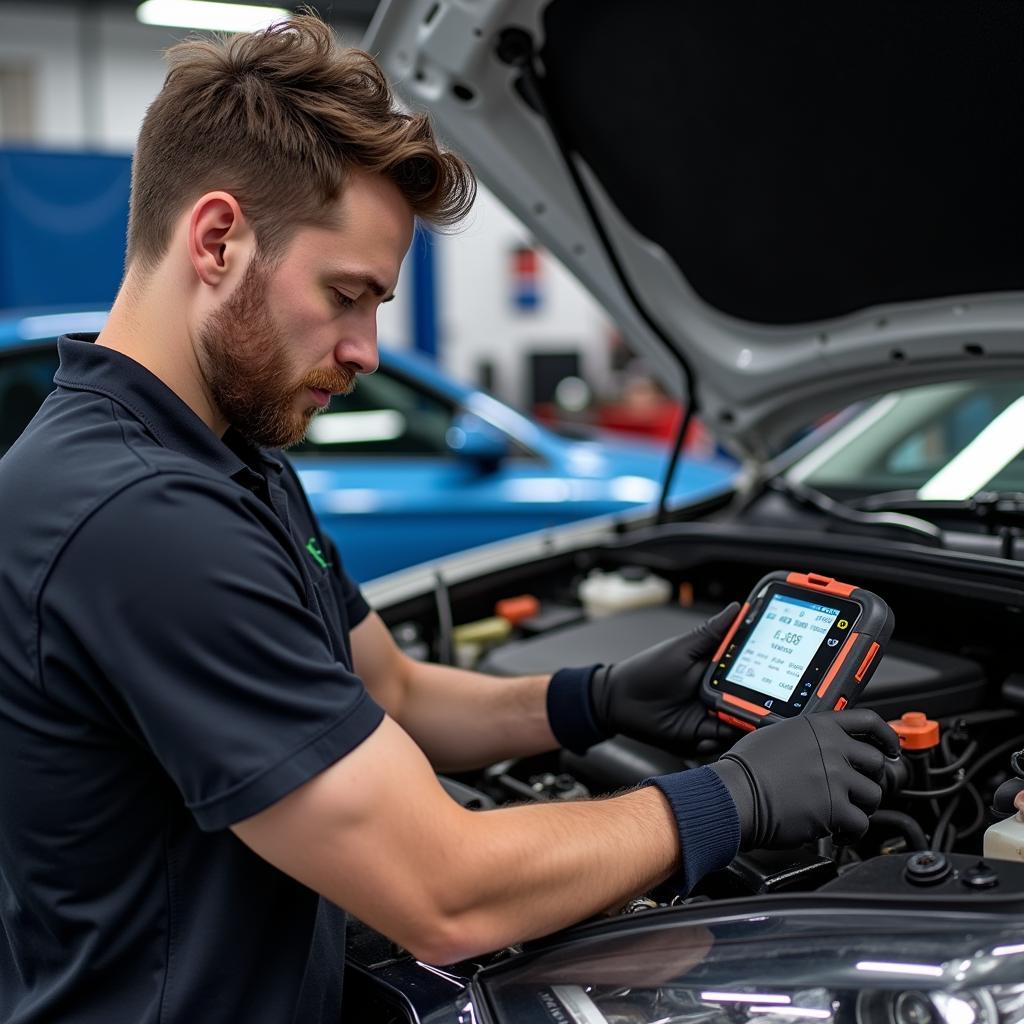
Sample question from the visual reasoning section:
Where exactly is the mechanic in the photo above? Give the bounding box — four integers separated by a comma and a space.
0, 15, 899, 1024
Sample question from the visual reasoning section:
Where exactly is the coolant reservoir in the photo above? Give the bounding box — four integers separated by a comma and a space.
578, 567, 672, 618
983, 812, 1024, 863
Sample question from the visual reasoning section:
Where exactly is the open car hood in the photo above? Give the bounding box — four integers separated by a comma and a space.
364, 0, 1024, 456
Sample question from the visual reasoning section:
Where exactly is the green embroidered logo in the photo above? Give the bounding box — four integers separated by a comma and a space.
305, 536, 331, 570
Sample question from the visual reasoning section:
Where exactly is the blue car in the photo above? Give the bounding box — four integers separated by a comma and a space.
0, 309, 736, 580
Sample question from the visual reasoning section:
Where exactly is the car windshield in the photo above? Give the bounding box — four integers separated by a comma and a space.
787, 379, 1024, 502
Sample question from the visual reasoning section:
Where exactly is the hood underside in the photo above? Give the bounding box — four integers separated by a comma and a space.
365, 0, 1024, 455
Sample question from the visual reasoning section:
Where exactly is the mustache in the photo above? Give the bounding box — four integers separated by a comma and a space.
301, 366, 357, 396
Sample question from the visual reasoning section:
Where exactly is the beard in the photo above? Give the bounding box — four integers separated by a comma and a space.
196, 255, 355, 449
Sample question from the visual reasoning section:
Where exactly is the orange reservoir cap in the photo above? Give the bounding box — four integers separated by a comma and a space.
495, 594, 540, 625
888, 711, 940, 751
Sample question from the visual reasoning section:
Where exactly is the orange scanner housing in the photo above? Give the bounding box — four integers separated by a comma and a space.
712, 602, 750, 663
786, 572, 857, 597
715, 710, 756, 733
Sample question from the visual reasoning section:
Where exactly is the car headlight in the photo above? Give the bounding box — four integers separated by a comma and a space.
468, 905, 1024, 1024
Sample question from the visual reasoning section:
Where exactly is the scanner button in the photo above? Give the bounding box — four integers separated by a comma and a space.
854, 642, 880, 682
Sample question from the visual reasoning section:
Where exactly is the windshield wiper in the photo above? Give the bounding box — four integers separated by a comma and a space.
857, 489, 1024, 522
769, 479, 944, 547
854, 490, 1024, 557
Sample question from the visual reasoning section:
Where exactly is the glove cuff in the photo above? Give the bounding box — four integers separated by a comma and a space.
708, 756, 757, 850
645, 766, 741, 894
546, 665, 607, 754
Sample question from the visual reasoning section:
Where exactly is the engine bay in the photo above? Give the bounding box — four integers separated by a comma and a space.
351, 520, 1024, 1017
380, 520, 1024, 873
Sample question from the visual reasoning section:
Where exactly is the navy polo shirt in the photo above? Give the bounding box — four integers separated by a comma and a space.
0, 336, 385, 1023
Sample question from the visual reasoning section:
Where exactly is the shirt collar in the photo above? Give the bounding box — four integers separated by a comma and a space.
54, 334, 284, 480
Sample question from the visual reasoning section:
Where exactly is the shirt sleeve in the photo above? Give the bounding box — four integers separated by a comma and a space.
40, 472, 385, 832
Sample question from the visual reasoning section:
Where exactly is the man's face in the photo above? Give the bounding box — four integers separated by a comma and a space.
197, 170, 414, 449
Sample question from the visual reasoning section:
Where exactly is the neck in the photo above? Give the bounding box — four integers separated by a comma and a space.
97, 266, 229, 437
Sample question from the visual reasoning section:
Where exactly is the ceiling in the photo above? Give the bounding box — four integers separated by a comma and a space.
0, 0, 380, 31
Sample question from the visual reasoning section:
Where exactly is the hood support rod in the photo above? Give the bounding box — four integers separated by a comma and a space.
495, 27, 698, 526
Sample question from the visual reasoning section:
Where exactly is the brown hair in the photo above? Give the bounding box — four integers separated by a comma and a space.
126, 13, 475, 272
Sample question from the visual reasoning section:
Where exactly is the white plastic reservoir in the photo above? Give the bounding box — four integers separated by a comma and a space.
983, 812, 1024, 863
578, 567, 673, 618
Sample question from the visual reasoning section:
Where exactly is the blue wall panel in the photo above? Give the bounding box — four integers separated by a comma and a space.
0, 148, 130, 309
410, 223, 438, 361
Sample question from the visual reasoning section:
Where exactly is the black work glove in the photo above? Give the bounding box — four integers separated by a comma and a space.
589, 602, 741, 751
709, 709, 900, 850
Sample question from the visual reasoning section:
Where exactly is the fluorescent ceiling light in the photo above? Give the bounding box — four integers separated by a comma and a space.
137, 1, 290, 33
917, 395, 1024, 501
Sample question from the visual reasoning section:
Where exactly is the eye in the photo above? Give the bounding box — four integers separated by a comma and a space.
331, 289, 357, 310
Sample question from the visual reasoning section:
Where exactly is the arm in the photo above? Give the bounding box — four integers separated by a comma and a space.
350, 604, 748, 770
351, 611, 558, 770
232, 710, 896, 966
232, 713, 680, 965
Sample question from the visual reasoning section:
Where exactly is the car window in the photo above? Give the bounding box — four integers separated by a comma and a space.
0, 344, 530, 463
0, 344, 61, 453
792, 379, 1024, 497
291, 363, 457, 457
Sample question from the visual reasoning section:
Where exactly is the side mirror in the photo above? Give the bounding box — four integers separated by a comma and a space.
446, 411, 509, 470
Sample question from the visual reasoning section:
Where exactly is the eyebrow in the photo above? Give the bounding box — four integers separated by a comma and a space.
333, 271, 396, 303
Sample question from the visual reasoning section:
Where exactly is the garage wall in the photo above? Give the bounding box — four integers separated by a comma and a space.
437, 187, 614, 406
0, 6, 87, 147
0, 2, 614, 407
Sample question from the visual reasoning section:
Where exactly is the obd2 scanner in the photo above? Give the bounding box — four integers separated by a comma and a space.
701, 571, 895, 731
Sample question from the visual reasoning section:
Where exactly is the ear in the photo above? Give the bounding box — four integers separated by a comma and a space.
186, 191, 254, 287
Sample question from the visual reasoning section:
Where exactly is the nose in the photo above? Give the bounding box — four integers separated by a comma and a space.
335, 308, 379, 375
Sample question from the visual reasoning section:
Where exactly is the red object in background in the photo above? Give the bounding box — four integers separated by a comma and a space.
513, 247, 538, 275
596, 402, 715, 453
595, 399, 682, 441
536, 399, 713, 452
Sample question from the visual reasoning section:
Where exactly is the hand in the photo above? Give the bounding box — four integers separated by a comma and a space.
709, 709, 900, 850
589, 603, 741, 751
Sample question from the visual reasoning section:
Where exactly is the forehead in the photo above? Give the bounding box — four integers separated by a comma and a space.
283, 171, 415, 284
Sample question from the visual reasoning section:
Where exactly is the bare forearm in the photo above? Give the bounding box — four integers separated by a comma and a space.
434, 785, 678, 958
396, 659, 557, 770
351, 613, 560, 769
309, 775, 679, 963
234, 718, 710, 968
